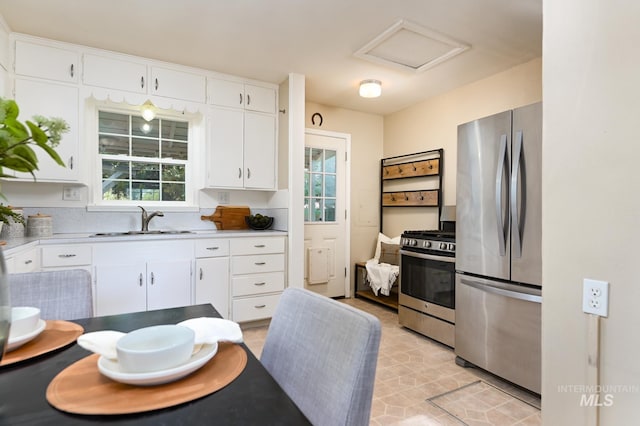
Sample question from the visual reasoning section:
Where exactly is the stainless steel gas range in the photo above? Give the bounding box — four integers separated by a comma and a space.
398, 230, 456, 347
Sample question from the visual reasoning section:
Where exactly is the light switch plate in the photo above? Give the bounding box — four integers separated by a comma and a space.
582, 279, 609, 317
62, 186, 81, 201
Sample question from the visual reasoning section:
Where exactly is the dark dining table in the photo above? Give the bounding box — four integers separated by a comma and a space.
0, 304, 311, 425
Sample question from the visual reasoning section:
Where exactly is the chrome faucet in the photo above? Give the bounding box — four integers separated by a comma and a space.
139, 206, 164, 231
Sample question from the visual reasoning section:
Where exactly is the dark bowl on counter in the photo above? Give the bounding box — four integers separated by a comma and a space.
245, 215, 273, 230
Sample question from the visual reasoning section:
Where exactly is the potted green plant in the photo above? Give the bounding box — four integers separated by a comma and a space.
0, 97, 68, 226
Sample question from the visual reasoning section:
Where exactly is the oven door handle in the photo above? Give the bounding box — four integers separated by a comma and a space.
400, 249, 455, 263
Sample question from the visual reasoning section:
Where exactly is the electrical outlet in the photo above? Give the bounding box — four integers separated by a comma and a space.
62, 186, 81, 201
218, 192, 230, 204
582, 279, 609, 317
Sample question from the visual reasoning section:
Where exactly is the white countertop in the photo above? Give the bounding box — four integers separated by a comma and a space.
2, 229, 287, 255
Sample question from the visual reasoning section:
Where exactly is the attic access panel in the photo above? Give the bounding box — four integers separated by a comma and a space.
354, 19, 470, 73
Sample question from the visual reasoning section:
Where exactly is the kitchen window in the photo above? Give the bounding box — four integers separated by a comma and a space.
97, 111, 190, 204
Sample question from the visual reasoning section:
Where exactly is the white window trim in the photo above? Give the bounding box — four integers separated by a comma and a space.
85, 99, 203, 211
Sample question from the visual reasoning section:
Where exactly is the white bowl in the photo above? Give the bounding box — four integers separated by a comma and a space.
116, 325, 195, 373
9, 306, 41, 339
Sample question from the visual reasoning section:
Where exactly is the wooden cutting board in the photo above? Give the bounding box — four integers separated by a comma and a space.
201, 206, 250, 230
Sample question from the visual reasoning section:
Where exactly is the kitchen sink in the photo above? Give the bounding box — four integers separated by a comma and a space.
90, 230, 194, 237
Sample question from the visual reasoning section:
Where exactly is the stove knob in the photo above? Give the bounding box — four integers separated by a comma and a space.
448, 243, 455, 251
409, 239, 418, 247
423, 241, 431, 248
439, 242, 447, 250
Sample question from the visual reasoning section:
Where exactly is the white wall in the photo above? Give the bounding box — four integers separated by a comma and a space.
542, 1, 640, 423
383, 58, 542, 236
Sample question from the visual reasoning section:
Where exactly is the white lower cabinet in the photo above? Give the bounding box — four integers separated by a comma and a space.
195, 239, 230, 319
230, 236, 285, 322
93, 240, 193, 316
4, 246, 40, 273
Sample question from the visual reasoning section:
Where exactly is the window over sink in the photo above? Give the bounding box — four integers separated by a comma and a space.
93, 107, 198, 209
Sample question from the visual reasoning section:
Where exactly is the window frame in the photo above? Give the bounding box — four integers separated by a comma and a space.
88, 101, 201, 211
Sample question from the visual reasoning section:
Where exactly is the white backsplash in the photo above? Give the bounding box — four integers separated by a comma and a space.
18, 207, 288, 234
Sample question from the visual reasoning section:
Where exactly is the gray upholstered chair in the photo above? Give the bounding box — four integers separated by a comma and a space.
8, 269, 93, 320
261, 287, 381, 426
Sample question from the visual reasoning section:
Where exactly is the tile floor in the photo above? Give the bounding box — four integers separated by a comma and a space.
242, 297, 541, 426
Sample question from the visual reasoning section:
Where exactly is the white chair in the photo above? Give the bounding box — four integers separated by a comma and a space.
8, 270, 93, 320
261, 288, 381, 426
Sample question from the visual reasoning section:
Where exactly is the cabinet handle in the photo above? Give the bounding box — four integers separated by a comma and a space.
150, 272, 155, 285
247, 168, 251, 179
254, 282, 266, 286
239, 93, 243, 105
238, 168, 242, 178
155, 78, 159, 91
70, 63, 74, 78
254, 244, 266, 248
69, 156, 74, 170
206, 247, 219, 251
254, 304, 266, 309
247, 94, 251, 105
138, 273, 143, 287
58, 254, 76, 258
24, 259, 32, 265
199, 268, 203, 280
254, 262, 266, 266
141, 76, 145, 89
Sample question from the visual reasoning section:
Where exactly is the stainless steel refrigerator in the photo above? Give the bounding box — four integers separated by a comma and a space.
455, 102, 542, 394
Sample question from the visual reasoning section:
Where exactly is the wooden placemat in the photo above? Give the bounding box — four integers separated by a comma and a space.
46, 342, 247, 415
1, 320, 84, 367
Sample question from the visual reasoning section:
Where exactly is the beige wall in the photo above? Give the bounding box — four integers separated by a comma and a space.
542, 1, 640, 423
383, 58, 542, 236
304, 102, 384, 287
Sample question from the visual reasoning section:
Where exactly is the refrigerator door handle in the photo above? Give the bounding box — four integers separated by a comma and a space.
495, 134, 509, 256
460, 277, 542, 303
511, 130, 524, 258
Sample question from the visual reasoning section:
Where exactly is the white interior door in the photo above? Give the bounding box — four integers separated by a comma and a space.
304, 130, 349, 297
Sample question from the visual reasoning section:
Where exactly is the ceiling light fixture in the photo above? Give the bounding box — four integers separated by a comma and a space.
141, 100, 156, 121
359, 80, 382, 98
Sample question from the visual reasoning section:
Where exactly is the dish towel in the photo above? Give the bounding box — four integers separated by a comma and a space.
365, 258, 399, 296
77, 317, 243, 361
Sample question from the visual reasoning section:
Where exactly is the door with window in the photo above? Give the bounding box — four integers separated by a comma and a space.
304, 130, 348, 297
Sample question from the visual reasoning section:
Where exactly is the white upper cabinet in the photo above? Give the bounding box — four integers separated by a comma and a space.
83, 53, 147, 93
151, 66, 206, 103
244, 112, 276, 189
83, 53, 206, 103
14, 40, 79, 83
208, 78, 276, 114
13, 78, 80, 181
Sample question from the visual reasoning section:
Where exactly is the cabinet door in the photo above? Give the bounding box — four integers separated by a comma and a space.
13, 79, 79, 181
244, 84, 276, 114
95, 264, 146, 316
195, 257, 229, 318
208, 78, 244, 109
150, 67, 206, 103
244, 112, 276, 189
15, 40, 78, 83
83, 53, 147, 93
147, 259, 192, 311
207, 107, 244, 188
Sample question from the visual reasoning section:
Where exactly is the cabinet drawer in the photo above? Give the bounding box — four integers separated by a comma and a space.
232, 294, 281, 322
232, 254, 284, 275
41, 245, 92, 267
231, 237, 284, 255
12, 248, 40, 273
232, 272, 285, 297
195, 239, 230, 258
